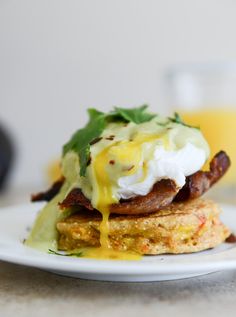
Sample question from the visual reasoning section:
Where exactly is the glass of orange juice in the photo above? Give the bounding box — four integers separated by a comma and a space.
164, 63, 236, 197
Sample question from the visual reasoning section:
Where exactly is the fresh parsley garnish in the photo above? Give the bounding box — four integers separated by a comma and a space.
169, 112, 199, 129
111, 105, 156, 124
63, 109, 106, 176
63, 105, 156, 176
157, 112, 199, 130
48, 249, 83, 257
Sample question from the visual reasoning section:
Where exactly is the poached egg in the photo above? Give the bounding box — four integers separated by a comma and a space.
62, 117, 210, 207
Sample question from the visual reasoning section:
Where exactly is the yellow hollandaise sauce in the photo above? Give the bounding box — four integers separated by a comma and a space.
26, 114, 210, 260
82, 134, 162, 260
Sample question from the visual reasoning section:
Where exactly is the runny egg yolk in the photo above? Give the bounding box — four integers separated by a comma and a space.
83, 133, 166, 260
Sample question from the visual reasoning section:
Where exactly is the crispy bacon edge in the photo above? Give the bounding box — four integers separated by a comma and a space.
58, 188, 93, 211
59, 178, 178, 215
31, 151, 230, 215
31, 177, 64, 202
174, 151, 230, 201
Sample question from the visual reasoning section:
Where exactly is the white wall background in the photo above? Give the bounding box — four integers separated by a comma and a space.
1, 0, 236, 188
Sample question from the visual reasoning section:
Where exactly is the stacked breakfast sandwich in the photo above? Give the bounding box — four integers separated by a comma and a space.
27, 106, 231, 258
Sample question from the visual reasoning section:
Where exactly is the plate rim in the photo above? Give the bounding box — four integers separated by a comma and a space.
0, 202, 236, 276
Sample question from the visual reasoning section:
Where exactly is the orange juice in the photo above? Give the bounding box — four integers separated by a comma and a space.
180, 108, 236, 184
47, 160, 62, 183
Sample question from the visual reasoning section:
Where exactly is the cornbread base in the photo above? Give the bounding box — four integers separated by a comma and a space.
56, 198, 230, 255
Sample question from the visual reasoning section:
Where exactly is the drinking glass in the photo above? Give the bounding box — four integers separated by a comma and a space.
164, 63, 236, 202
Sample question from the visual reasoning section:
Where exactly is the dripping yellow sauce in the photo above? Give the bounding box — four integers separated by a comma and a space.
27, 119, 210, 257
82, 133, 164, 260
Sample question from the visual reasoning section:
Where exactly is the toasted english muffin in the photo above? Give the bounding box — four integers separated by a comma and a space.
57, 198, 230, 255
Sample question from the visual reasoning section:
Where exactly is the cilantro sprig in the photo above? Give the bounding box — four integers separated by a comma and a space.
112, 105, 156, 124
169, 112, 199, 129
158, 112, 199, 130
63, 109, 106, 176
63, 105, 156, 176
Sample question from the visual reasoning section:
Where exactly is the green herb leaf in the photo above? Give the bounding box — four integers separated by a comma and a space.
168, 112, 200, 129
112, 105, 156, 124
63, 109, 106, 176
62, 105, 156, 176
48, 249, 83, 257
168, 112, 185, 125
87, 108, 104, 121
79, 144, 90, 176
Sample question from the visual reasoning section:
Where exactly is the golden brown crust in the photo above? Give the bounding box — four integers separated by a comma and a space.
57, 198, 230, 255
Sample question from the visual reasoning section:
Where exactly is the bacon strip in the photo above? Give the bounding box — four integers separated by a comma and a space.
31, 151, 230, 215
174, 151, 230, 201
59, 188, 93, 210
31, 178, 64, 202
110, 179, 178, 214
59, 179, 178, 215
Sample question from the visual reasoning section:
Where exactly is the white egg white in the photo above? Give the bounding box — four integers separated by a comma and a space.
61, 117, 210, 207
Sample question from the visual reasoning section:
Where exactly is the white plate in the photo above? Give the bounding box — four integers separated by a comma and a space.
0, 203, 236, 282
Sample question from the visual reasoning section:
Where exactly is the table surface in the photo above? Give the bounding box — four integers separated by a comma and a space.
1, 187, 236, 317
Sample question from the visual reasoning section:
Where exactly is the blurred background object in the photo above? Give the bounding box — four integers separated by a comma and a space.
165, 63, 236, 185
1, 0, 236, 197
0, 124, 14, 191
